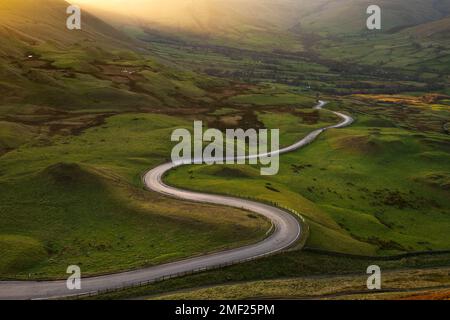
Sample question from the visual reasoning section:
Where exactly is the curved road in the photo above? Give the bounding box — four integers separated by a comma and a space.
0, 101, 353, 300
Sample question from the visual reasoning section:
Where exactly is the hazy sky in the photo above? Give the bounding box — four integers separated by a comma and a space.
73, 0, 188, 10
72, 0, 199, 18
74, 0, 158, 5
71, 0, 242, 27
70, 0, 309, 31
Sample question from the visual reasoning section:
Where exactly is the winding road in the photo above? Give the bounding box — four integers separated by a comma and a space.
0, 101, 353, 300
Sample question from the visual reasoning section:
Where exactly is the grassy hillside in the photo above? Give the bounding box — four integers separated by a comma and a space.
0, 113, 270, 279
166, 96, 450, 256
90, 250, 450, 299
79, 0, 450, 36
0, 0, 232, 110
151, 267, 450, 300
78, 0, 308, 51
402, 16, 450, 39
293, 0, 450, 35
0, 0, 132, 46
76, 0, 303, 33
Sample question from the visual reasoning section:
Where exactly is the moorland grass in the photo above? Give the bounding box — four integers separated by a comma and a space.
90, 250, 450, 299
152, 267, 450, 300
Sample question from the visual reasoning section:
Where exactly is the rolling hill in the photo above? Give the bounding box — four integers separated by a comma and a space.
0, 0, 133, 48
0, 0, 229, 110
75, 0, 450, 65
402, 16, 450, 39
75, 0, 450, 35
292, 0, 450, 34
74, 0, 302, 33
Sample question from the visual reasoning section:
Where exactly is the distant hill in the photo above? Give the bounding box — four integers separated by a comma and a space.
0, 0, 132, 48
293, 0, 450, 34
75, 0, 450, 35
75, 0, 302, 36
0, 0, 226, 110
402, 16, 450, 39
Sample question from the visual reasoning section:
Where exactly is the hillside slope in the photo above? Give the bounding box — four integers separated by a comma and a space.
75, 0, 303, 33
0, 0, 228, 110
75, 0, 450, 35
293, 0, 450, 34
0, 0, 133, 47
402, 16, 450, 39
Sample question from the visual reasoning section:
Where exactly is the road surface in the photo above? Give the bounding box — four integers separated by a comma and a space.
0, 101, 353, 300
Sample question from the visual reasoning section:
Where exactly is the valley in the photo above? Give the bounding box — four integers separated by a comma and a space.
0, 0, 449, 300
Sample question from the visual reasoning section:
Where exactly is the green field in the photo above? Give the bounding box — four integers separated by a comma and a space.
0, 113, 270, 279
166, 98, 450, 256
